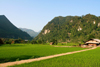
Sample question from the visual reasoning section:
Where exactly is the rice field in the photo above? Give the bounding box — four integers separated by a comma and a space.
10, 47, 100, 67
0, 44, 84, 63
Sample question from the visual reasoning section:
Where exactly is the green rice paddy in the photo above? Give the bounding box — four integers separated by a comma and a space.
11, 47, 100, 67
0, 44, 84, 63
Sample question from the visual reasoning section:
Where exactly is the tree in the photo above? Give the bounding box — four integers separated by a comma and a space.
31, 40, 37, 44
0, 38, 4, 46
14, 38, 23, 43
88, 34, 95, 40
50, 39, 58, 45
37, 40, 42, 44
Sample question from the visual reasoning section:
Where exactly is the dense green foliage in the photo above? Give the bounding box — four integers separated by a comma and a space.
11, 47, 100, 67
50, 39, 57, 45
0, 15, 32, 40
0, 44, 84, 63
57, 42, 79, 46
31, 40, 45, 44
35, 14, 100, 43
1, 38, 24, 44
0, 38, 4, 45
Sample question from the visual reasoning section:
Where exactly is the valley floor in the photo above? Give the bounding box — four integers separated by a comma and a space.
10, 46, 100, 67
0, 46, 96, 67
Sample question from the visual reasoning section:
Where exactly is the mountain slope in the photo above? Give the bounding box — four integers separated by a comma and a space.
35, 14, 100, 43
0, 15, 32, 40
19, 28, 40, 38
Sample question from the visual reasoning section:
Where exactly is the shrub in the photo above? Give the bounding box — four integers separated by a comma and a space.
0, 38, 4, 46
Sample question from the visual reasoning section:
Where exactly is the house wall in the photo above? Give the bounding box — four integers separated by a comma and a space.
50, 42, 53, 45
88, 44, 97, 47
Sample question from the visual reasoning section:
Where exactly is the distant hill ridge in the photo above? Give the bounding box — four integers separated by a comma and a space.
19, 28, 40, 38
0, 15, 32, 40
35, 14, 100, 43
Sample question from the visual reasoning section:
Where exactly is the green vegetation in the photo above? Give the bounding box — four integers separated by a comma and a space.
57, 43, 79, 46
1, 38, 30, 44
0, 38, 4, 45
0, 44, 84, 63
31, 39, 46, 44
35, 14, 100, 43
1, 14, 100, 67
50, 39, 57, 45
0, 15, 32, 40
11, 47, 100, 67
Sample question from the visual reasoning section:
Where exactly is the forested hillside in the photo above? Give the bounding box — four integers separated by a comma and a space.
19, 28, 40, 38
0, 15, 32, 40
35, 14, 100, 43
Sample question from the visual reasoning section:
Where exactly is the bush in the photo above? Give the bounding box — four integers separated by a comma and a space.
31, 40, 37, 44
0, 39, 4, 46
5, 41, 11, 44
50, 39, 58, 45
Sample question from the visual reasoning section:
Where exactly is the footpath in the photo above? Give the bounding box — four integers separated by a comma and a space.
0, 47, 97, 67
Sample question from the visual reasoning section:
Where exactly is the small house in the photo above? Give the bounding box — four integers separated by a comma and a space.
81, 39, 100, 48
85, 39, 100, 47
50, 42, 53, 45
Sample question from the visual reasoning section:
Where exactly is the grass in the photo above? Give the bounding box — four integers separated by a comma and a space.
11, 47, 100, 67
57, 43, 79, 46
0, 44, 84, 63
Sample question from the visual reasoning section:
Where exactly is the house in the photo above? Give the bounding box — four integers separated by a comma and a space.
50, 42, 53, 45
81, 39, 100, 48
86, 39, 100, 46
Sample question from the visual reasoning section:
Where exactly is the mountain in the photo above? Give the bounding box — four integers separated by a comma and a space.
19, 28, 40, 38
0, 15, 32, 40
35, 14, 100, 43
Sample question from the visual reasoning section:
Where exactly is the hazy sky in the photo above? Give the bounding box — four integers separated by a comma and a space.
0, 0, 100, 32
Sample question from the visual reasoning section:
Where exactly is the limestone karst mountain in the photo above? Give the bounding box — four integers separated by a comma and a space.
35, 14, 100, 43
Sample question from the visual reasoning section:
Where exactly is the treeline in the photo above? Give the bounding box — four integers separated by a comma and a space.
0, 38, 59, 46
0, 38, 29, 44
0, 38, 47, 45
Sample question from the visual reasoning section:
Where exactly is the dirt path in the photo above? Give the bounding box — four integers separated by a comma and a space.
0, 47, 97, 67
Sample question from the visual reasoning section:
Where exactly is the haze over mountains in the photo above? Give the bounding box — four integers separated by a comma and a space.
35, 14, 100, 43
19, 28, 40, 38
0, 15, 32, 40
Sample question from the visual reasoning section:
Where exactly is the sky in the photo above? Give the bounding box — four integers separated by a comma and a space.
0, 0, 100, 32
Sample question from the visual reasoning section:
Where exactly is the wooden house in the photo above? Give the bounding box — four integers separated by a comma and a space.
50, 42, 53, 45
81, 39, 100, 48
84, 39, 100, 47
